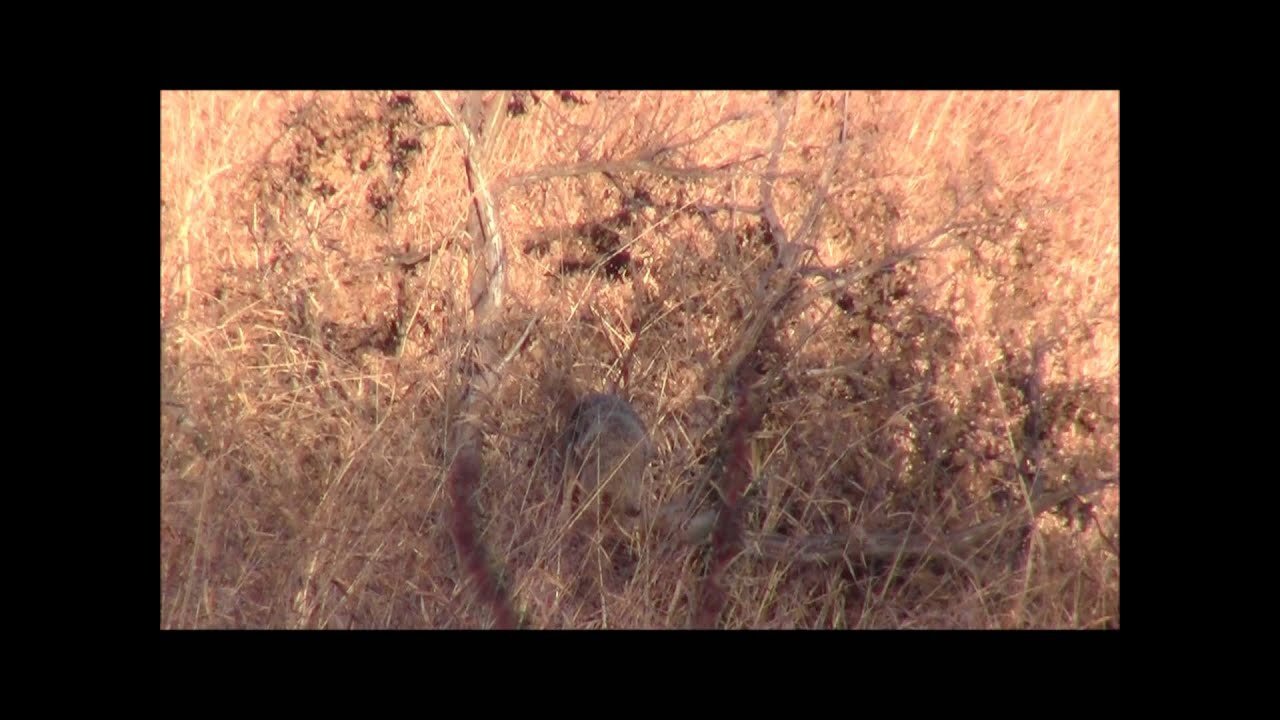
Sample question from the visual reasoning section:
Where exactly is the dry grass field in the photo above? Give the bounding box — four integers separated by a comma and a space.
160, 90, 1119, 629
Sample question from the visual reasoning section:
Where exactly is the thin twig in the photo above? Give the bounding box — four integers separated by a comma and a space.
498, 153, 766, 195
668, 475, 1118, 566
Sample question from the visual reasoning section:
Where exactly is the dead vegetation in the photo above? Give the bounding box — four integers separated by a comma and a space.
161, 90, 1119, 629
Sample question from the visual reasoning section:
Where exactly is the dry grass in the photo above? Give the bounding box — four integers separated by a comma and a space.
160, 90, 1119, 629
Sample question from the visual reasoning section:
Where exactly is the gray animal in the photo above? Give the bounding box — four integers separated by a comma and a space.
561, 393, 653, 532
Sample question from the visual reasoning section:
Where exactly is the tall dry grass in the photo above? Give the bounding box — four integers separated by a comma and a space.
161, 90, 1118, 628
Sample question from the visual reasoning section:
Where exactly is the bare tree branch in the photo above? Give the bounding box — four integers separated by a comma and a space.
446, 445, 519, 629
498, 152, 767, 195
649, 110, 758, 158
434, 90, 521, 629
669, 474, 1118, 566
436, 91, 507, 318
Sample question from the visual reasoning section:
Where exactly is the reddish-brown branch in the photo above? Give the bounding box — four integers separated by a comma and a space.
696, 380, 762, 628
447, 446, 519, 629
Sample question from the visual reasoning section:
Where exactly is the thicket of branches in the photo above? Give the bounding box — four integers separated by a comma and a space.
161, 91, 1118, 628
